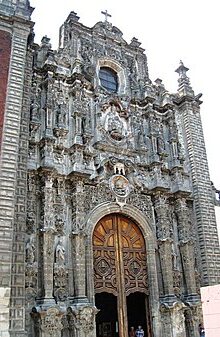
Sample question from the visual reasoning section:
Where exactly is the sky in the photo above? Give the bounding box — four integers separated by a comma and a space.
30, 0, 220, 231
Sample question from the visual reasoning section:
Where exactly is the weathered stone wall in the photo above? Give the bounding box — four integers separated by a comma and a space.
0, 2, 33, 336
180, 103, 220, 285
175, 61, 220, 286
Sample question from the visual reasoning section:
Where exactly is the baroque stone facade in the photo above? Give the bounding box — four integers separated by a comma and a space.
0, 2, 220, 337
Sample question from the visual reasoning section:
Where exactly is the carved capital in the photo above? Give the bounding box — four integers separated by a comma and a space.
68, 306, 99, 333
41, 307, 63, 336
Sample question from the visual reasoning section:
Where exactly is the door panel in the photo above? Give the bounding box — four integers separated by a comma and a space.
93, 215, 149, 337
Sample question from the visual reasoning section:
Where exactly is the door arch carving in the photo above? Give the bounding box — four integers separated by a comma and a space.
93, 214, 149, 337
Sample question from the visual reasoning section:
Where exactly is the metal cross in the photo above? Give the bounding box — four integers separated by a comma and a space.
101, 10, 112, 22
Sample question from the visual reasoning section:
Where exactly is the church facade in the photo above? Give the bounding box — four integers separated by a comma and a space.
0, 1, 220, 337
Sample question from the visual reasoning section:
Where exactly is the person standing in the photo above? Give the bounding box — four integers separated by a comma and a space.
129, 327, 135, 337
135, 326, 144, 337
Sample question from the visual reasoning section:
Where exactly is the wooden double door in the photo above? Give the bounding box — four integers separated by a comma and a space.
93, 215, 150, 337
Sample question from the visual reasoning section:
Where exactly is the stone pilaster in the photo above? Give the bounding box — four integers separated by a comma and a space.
72, 233, 87, 302
0, 4, 33, 335
44, 71, 55, 138
176, 61, 220, 285
154, 193, 175, 300
175, 197, 198, 299
40, 174, 55, 303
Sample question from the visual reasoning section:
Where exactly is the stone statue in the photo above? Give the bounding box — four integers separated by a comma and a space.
106, 109, 124, 141
172, 243, 178, 270
26, 236, 35, 264
157, 133, 165, 154
55, 239, 65, 264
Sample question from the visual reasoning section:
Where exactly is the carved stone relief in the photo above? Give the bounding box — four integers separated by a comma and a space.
22, 10, 205, 337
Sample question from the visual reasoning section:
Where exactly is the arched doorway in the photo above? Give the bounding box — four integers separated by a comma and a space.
93, 214, 151, 337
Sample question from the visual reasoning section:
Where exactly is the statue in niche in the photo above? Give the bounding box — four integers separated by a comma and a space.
157, 132, 165, 154
106, 105, 125, 141
133, 116, 146, 148
55, 239, 65, 264
26, 236, 36, 264
169, 118, 178, 140
172, 243, 178, 270
127, 57, 139, 89
56, 103, 67, 126
129, 67, 139, 89
30, 83, 41, 121
55, 89, 68, 127
30, 99, 40, 121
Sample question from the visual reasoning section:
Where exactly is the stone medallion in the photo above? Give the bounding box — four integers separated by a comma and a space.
109, 174, 131, 198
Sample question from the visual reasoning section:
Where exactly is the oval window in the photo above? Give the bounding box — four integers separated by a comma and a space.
99, 67, 118, 93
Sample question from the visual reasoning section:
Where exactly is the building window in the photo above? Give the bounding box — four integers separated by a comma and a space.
99, 67, 118, 92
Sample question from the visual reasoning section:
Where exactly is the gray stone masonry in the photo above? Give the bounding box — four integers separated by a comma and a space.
0, 4, 219, 337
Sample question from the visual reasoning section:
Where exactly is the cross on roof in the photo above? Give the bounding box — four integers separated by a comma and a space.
101, 10, 112, 22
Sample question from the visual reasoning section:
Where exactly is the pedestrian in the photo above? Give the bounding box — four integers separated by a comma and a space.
129, 327, 135, 337
135, 325, 144, 337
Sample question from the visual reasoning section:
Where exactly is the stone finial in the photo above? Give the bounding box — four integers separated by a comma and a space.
41, 36, 51, 49
66, 11, 80, 23
175, 60, 194, 96
130, 37, 142, 48
175, 60, 189, 79
155, 78, 164, 87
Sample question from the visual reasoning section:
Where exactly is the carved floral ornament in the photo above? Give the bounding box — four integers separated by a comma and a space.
67, 306, 99, 333
40, 307, 63, 335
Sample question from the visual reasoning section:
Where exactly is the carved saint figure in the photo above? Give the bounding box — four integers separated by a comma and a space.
103, 104, 127, 141
157, 133, 165, 154
107, 111, 124, 140
56, 239, 65, 264
26, 236, 35, 264
172, 243, 178, 270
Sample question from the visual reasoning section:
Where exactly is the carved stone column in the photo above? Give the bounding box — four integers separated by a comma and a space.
175, 198, 197, 299
41, 228, 55, 302
44, 71, 54, 137
69, 175, 86, 310
27, 172, 37, 235
40, 174, 55, 303
154, 193, 175, 300
72, 232, 87, 302
54, 177, 66, 235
